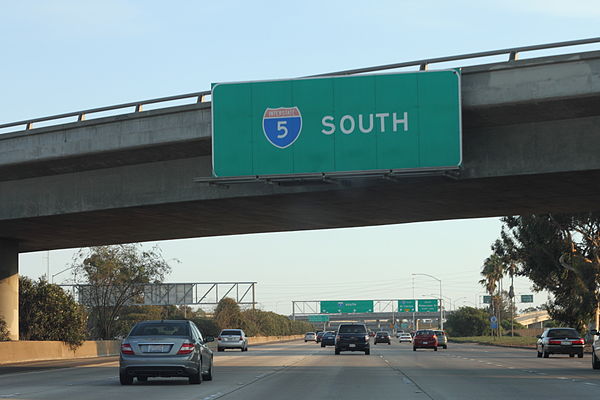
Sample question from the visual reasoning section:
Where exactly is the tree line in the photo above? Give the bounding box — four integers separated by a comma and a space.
0, 244, 312, 345
479, 212, 600, 333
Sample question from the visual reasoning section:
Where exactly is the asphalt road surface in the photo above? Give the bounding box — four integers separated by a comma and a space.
1, 340, 599, 399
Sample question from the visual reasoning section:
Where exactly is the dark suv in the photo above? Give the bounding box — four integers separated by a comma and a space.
335, 324, 370, 355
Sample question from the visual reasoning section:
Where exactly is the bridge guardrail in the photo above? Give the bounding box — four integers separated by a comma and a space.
1, 37, 599, 135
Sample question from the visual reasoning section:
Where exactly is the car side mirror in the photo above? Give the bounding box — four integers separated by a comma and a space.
536, 335, 542, 339
591, 330, 598, 336
204, 336, 214, 343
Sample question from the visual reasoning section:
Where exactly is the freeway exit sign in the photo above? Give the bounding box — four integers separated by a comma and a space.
320, 300, 373, 314
308, 315, 330, 322
212, 71, 461, 177
418, 299, 439, 312
398, 299, 416, 312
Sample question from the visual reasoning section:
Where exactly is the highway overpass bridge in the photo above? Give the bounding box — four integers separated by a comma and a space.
2, 39, 600, 339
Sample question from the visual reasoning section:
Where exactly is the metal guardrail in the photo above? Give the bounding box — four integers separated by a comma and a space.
2, 37, 599, 134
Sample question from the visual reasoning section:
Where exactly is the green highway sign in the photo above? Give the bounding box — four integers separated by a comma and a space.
398, 299, 416, 312
521, 295, 534, 303
483, 295, 492, 304
320, 300, 374, 314
308, 315, 330, 322
417, 299, 439, 312
212, 71, 461, 177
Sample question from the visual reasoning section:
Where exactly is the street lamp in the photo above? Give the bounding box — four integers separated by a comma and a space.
412, 273, 443, 330
51, 265, 76, 284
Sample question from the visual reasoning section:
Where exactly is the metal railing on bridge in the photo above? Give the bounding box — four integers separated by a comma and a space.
2, 37, 600, 135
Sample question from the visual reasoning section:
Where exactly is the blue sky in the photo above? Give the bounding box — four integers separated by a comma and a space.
3, 1, 599, 315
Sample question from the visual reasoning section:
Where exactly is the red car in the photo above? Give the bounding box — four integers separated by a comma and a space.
413, 329, 438, 351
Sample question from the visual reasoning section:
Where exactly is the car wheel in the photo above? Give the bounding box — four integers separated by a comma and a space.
413, 347, 416, 351
543, 347, 550, 358
321, 343, 325, 348
443, 345, 447, 349
120, 372, 133, 385
365, 349, 370, 355
374, 342, 377, 345
189, 363, 203, 384
434, 347, 438, 351
137, 376, 148, 382
578, 352, 584, 358
388, 342, 391, 345
217, 347, 224, 352
305, 340, 307, 342
202, 358, 213, 381
335, 348, 340, 355
537, 347, 542, 358
593, 350, 600, 369
570, 353, 575, 358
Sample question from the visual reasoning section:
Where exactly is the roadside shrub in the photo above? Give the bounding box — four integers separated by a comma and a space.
0, 317, 10, 341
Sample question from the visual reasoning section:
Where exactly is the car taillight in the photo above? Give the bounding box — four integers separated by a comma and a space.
177, 342, 195, 355
217, 337, 222, 341
120, 343, 134, 355
573, 339, 585, 345
549, 340, 562, 345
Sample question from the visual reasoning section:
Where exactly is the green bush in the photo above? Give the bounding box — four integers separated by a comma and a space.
0, 317, 10, 341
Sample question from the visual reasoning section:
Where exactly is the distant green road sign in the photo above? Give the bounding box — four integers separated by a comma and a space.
320, 300, 373, 314
418, 299, 439, 312
308, 315, 330, 322
483, 295, 492, 304
521, 295, 534, 303
398, 299, 416, 312
212, 71, 461, 177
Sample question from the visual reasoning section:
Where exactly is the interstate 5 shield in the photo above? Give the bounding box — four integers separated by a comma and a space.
211, 71, 461, 177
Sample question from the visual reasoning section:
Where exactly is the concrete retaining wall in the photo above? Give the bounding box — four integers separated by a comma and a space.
0, 340, 120, 364
0, 335, 303, 364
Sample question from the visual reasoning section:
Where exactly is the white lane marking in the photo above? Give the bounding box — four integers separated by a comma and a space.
201, 393, 223, 400
585, 382, 598, 386
558, 377, 568, 380
0, 395, 20, 398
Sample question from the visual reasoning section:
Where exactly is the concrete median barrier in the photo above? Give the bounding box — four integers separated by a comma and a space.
0, 340, 120, 364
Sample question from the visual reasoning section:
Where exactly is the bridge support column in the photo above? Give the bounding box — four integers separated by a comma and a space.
0, 240, 18, 340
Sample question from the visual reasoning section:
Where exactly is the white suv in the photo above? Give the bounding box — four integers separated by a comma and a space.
217, 329, 248, 352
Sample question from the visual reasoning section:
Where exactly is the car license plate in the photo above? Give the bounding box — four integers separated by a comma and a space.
148, 345, 168, 353
561, 341, 571, 345
423, 341, 428, 344
349, 344, 356, 348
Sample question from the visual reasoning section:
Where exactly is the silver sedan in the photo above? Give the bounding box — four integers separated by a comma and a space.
119, 320, 214, 385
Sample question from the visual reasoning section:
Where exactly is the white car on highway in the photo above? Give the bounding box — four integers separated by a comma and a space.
398, 333, 413, 343
304, 332, 317, 342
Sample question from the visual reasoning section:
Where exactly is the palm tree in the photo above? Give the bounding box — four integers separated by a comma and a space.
479, 254, 504, 336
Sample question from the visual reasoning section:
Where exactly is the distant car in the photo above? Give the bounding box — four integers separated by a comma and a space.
316, 331, 325, 343
537, 327, 584, 358
119, 319, 214, 385
434, 330, 448, 349
217, 329, 248, 352
321, 331, 336, 347
374, 331, 391, 345
335, 324, 370, 355
398, 333, 413, 343
413, 329, 438, 351
305, 332, 317, 342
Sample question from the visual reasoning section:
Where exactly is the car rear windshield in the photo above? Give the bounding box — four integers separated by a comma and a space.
416, 330, 435, 336
338, 325, 367, 334
221, 330, 242, 336
130, 322, 189, 336
547, 329, 580, 338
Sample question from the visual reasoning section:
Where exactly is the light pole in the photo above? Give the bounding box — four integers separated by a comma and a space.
51, 265, 76, 284
413, 273, 443, 330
